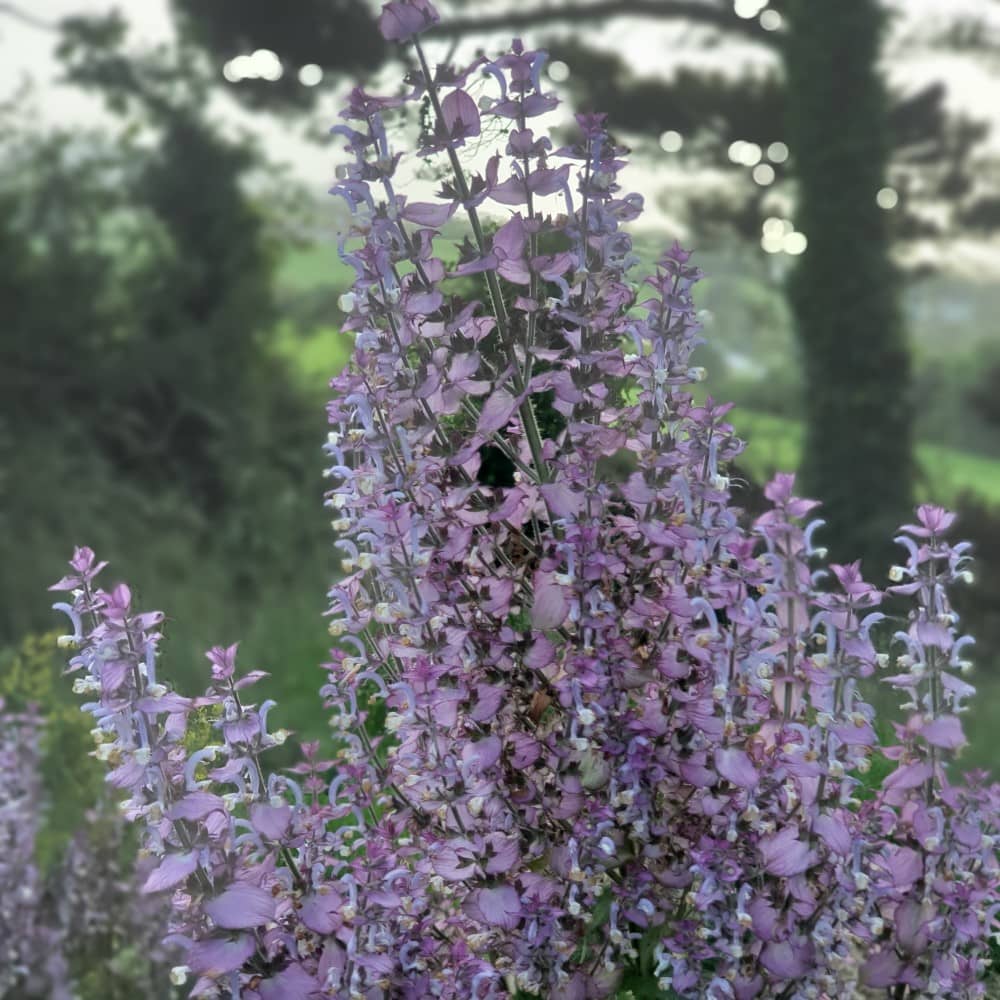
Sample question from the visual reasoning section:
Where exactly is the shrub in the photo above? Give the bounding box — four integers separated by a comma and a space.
48, 2, 998, 997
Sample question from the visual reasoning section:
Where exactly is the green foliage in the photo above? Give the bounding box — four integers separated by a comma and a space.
170, 0, 385, 111
182, 703, 224, 755
728, 410, 1000, 509
851, 747, 896, 804
0, 632, 104, 869
0, 17, 329, 648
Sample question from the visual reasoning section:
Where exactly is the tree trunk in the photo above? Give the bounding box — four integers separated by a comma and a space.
783, 0, 913, 569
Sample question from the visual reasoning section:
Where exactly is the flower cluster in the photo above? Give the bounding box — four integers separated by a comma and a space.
50, 548, 315, 998
49, 1, 999, 997
0, 700, 71, 999
0, 697, 175, 998
57, 801, 179, 996
861, 507, 1000, 995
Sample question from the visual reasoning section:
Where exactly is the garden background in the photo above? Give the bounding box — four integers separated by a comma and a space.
1, 0, 999, 990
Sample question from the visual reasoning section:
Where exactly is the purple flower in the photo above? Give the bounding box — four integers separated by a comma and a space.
47, 13, 1000, 998
377, 0, 439, 41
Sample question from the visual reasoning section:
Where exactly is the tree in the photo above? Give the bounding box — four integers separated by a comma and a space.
0, 12, 324, 640
783, 0, 912, 565
159, 0, 1000, 566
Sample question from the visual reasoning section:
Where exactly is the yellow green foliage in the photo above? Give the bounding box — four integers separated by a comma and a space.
0, 631, 105, 868
182, 702, 224, 783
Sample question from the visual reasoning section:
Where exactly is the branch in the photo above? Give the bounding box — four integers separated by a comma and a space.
428, 0, 776, 47
0, 1, 54, 30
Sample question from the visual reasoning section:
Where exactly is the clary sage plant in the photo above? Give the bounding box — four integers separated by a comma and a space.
49, 1, 998, 997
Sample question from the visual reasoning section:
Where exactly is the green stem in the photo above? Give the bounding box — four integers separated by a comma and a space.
412, 38, 550, 485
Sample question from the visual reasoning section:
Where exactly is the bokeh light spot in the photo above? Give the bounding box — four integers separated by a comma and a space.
299, 64, 324, 87
659, 130, 684, 153
783, 231, 808, 255
767, 141, 788, 163
734, 0, 768, 19
548, 60, 570, 82
762, 216, 785, 238
876, 186, 899, 210
761, 232, 784, 254
739, 142, 762, 167
250, 49, 283, 82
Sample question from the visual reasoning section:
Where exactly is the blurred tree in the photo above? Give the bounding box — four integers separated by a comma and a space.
163, 0, 1000, 566
163, 0, 1000, 261
0, 13, 325, 640
170, 0, 385, 110
783, 0, 911, 565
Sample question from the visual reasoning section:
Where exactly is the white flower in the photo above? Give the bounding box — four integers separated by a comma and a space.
169, 966, 190, 986
577, 707, 596, 726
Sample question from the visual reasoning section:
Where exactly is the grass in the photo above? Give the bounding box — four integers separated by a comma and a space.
276, 243, 355, 292
731, 409, 1000, 509
271, 318, 353, 393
